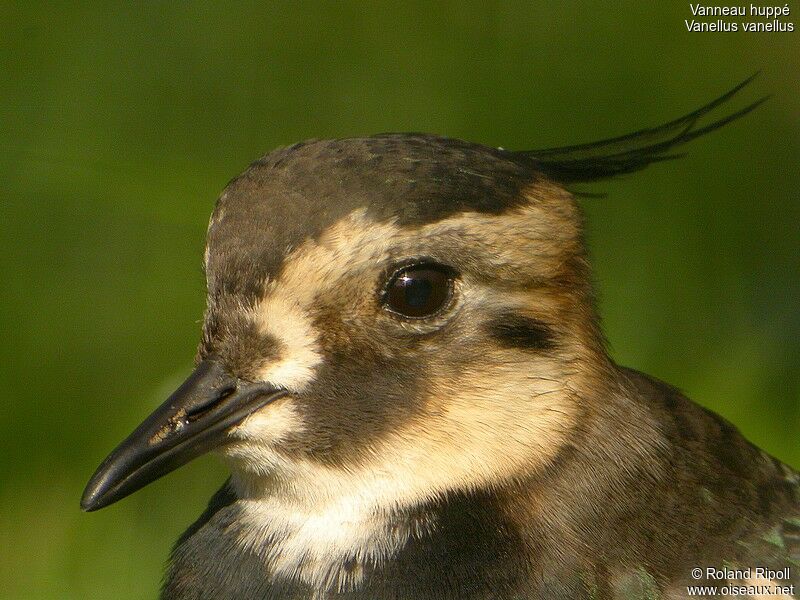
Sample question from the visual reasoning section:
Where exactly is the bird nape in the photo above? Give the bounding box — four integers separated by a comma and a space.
82, 76, 798, 600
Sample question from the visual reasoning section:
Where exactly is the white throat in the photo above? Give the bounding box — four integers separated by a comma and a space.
228, 457, 435, 593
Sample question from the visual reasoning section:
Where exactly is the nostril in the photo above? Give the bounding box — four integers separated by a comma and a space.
185, 383, 238, 422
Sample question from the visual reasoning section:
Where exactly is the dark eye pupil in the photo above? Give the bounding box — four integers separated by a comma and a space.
386, 266, 452, 318
401, 275, 432, 307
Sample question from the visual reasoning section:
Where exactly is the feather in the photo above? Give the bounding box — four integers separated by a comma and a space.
519, 73, 768, 183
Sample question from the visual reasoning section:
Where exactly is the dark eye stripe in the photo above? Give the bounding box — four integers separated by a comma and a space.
488, 312, 555, 351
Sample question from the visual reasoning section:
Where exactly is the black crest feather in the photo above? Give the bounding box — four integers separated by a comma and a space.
519, 74, 767, 183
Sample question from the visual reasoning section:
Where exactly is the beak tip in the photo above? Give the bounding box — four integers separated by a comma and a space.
80, 483, 103, 512
81, 467, 117, 512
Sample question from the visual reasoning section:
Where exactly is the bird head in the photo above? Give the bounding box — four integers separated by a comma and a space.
82, 135, 605, 512
81, 79, 762, 512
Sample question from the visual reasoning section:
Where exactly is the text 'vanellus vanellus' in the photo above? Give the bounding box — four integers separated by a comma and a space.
82, 77, 799, 600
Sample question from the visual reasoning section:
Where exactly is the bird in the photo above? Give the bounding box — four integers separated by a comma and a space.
81, 76, 799, 600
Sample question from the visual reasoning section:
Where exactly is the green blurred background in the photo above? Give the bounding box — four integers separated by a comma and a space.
1, 2, 797, 598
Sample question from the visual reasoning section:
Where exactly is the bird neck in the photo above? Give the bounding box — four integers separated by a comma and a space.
168, 476, 538, 600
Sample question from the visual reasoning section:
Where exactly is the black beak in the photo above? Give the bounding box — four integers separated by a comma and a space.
81, 359, 287, 512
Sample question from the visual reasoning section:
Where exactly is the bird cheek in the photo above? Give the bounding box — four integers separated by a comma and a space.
221, 397, 308, 476
253, 355, 321, 392
226, 396, 306, 446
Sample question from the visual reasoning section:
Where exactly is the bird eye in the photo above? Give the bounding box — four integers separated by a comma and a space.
383, 263, 455, 319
